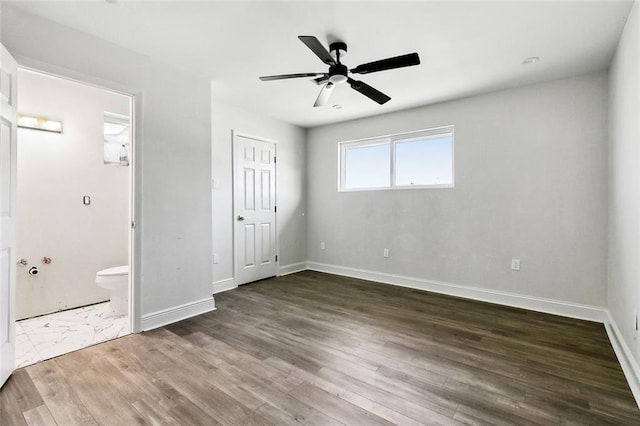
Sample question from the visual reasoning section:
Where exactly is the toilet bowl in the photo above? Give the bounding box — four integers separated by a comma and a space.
96, 265, 128, 316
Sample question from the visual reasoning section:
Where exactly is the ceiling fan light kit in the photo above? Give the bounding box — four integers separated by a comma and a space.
259, 35, 421, 108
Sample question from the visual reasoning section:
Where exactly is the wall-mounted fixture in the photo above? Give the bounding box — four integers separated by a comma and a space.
17, 259, 28, 266
28, 267, 39, 276
17, 114, 63, 133
83, 195, 91, 206
42, 257, 52, 265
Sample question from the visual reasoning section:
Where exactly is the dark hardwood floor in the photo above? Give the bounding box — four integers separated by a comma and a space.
1, 271, 639, 425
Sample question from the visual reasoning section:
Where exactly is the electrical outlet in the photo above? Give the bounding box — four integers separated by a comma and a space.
320, 241, 326, 250
383, 248, 390, 258
213, 254, 220, 264
511, 259, 521, 271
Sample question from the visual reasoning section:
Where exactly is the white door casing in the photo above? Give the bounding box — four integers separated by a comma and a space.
0, 44, 17, 388
233, 133, 277, 285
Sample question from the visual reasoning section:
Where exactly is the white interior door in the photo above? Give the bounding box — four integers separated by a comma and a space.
0, 44, 18, 388
233, 133, 277, 285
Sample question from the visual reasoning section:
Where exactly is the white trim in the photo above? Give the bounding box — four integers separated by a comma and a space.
340, 183, 455, 192
306, 261, 606, 323
604, 311, 640, 407
212, 278, 237, 294
338, 125, 456, 146
278, 262, 308, 276
231, 131, 279, 146
338, 125, 455, 192
141, 297, 216, 331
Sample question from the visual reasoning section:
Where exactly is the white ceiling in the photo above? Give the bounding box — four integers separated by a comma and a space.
6, 1, 634, 128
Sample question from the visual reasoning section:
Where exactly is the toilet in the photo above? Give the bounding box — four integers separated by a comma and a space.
96, 265, 128, 316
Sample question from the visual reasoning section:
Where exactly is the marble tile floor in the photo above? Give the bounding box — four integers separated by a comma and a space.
15, 302, 130, 368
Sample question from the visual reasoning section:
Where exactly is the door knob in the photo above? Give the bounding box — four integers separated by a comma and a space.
237, 215, 245, 221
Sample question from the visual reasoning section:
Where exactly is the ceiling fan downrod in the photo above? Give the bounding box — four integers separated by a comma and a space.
328, 42, 348, 85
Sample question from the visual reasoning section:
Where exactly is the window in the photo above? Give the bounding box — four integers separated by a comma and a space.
339, 126, 454, 191
103, 112, 130, 165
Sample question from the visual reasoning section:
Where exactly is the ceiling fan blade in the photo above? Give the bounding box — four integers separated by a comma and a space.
347, 77, 391, 105
351, 53, 420, 75
313, 75, 330, 85
298, 36, 336, 65
259, 72, 324, 81
313, 82, 335, 107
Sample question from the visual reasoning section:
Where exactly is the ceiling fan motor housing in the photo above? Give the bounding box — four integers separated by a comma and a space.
328, 63, 348, 84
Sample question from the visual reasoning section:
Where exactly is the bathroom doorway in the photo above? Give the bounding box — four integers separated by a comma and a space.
14, 69, 135, 367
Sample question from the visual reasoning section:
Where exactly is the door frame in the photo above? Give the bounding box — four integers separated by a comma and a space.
232, 130, 279, 284
16, 64, 142, 333
1, 44, 18, 387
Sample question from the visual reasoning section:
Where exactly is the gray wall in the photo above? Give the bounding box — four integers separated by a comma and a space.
1, 4, 620, 335
211, 100, 307, 284
608, 2, 639, 366
2, 6, 213, 327
307, 72, 609, 307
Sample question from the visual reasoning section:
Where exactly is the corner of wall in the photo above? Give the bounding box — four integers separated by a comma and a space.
141, 296, 216, 331
212, 278, 236, 294
606, 0, 640, 406
605, 311, 640, 407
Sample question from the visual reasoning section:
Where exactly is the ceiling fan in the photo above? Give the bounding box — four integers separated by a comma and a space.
259, 36, 421, 107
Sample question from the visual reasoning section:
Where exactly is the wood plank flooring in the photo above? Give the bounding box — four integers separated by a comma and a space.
1, 270, 639, 425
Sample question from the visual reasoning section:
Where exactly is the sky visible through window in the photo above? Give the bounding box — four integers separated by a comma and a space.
345, 143, 390, 188
344, 135, 453, 189
396, 136, 452, 186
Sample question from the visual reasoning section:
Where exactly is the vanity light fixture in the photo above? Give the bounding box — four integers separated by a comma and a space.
17, 114, 63, 133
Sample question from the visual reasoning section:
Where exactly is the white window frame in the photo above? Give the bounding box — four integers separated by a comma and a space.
339, 125, 455, 192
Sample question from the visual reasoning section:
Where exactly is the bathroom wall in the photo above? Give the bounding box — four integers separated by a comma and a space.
16, 69, 130, 319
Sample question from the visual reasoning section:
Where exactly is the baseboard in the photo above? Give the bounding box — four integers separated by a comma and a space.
141, 297, 216, 331
212, 278, 237, 294
306, 262, 607, 323
604, 311, 640, 407
279, 262, 308, 276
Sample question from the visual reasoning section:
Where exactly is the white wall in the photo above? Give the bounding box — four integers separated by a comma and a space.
307, 73, 609, 307
608, 1, 640, 370
16, 70, 129, 319
2, 6, 214, 329
211, 100, 307, 288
